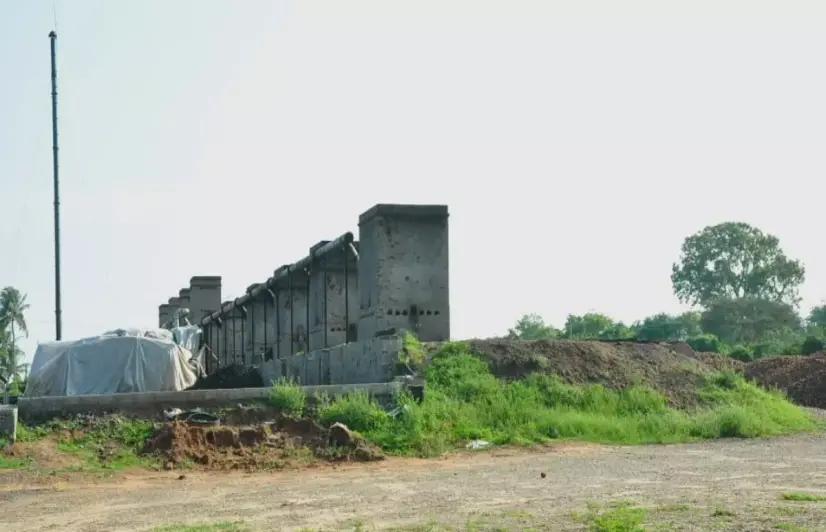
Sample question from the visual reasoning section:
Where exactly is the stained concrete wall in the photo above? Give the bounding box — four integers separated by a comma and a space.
308, 241, 359, 351
18, 382, 404, 419
258, 335, 402, 386
158, 304, 172, 328
274, 266, 310, 357
168, 204, 448, 386
358, 205, 450, 342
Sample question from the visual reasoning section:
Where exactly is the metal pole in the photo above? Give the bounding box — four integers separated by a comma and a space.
49, 31, 62, 341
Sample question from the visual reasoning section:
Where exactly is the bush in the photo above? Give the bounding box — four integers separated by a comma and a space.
687, 333, 724, 353
268, 378, 306, 416
316, 389, 390, 433
801, 336, 824, 355
728, 345, 753, 362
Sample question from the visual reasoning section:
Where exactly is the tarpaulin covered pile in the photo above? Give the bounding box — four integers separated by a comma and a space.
25, 327, 203, 397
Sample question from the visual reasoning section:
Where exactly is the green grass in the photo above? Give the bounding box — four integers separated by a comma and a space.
152, 522, 250, 532
268, 377, 306, 416
781, 492, 826, 502
5, 415, 157, 472
316, 342, 816, 457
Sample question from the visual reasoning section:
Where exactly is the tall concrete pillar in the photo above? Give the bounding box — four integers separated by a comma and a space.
178, 288, 191, 324
190, 276, 221, 368
309, 240, 359, 350
245, 283, 275, 365
167, 297, 181, 329
158, 303, 172, 328
275, 266, 310, 357
357, 204, 450, 342
189, 276, 222, 325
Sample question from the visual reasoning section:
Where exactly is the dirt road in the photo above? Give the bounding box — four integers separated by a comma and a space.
3, 433, 826, 531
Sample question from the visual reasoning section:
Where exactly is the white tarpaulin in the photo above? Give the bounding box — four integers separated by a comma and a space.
26, 327, 200, 397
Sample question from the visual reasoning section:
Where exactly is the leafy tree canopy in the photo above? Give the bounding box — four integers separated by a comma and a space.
634, 312, 702, 342
671, 222, 805, 307
700, 297, 801, 345
507, 313, 560, 340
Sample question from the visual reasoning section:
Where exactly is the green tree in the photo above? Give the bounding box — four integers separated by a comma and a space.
700, 297, 801, 345
807, 304, 826, 330
671, 222, 805, 307
564, 313, 617, 339
635, 312, 702, 342
0, 286, 30, 385
507, 314, 560, 340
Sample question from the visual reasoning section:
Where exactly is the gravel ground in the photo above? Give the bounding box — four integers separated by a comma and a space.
3, 433, 826, 531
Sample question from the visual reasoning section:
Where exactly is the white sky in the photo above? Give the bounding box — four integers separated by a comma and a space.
1, 0, 825, 361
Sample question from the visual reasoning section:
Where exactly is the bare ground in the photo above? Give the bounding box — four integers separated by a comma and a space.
3, 432, 826, 532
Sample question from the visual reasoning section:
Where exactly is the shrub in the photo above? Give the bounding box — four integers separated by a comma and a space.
801, 336, 824, 355
268, 378, 306, 416
317, 389, 390, 433
687, 333, 723, 353
728, 345, 753, 362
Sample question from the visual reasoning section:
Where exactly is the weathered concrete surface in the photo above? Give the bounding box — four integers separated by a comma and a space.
259, 336, 403, 386
308, 241, 359, 351
0, 405, 17, 443
358, 204, 450, 342
17, 382, 404, 419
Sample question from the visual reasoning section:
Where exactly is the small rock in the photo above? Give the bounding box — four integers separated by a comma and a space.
540, 472, 546, 479
328, 422, 355, 447
178, 474, 186, 480
163, 461, 174, 470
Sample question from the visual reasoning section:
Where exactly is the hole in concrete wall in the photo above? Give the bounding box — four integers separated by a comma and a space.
426, 310, 432, 315
402, 309, 408, 316
434, 310, 440, 315
387, 309, 393, 315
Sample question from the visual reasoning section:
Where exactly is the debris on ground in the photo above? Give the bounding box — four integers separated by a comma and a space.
466, 440, 491, 450
142, 417, 384, 470
745, 353, 826, 409
187, 364, 264, 390
467, 339, 743, 407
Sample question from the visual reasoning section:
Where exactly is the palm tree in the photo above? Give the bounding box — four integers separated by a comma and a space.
0, 287, 29, 384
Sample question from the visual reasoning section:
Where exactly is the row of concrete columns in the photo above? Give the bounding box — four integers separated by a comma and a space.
159, 277, 222, 330
160, 204, 450, 373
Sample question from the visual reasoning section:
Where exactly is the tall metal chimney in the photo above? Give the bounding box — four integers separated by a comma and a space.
49, 30, 62, 341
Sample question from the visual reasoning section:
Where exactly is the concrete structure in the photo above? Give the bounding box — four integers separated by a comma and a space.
189, 276, 222, 325
258, 335, 402, 386
158, 303, 172, 328
358, 204, 450, 342
178, 288, 191, 321
159, 204, 450, 387
0, 405, 17, 443
17, 382, 405, 420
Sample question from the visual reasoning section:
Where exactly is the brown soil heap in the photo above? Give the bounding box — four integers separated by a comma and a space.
142, 417, 383, 470
467, 339, 742, 407
745, 353, 826, 408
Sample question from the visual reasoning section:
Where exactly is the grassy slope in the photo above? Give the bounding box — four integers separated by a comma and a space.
313, 341, 816, 457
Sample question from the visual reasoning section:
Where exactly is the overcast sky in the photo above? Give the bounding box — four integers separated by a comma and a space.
2, 0, 825, 361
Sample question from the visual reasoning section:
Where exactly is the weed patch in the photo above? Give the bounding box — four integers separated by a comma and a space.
318, 344, 815, 457
153, 521, 250, 532
781, 492, 826, 502
268, 378, 306, 416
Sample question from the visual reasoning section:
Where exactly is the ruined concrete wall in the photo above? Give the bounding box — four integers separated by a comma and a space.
259, 335, 402, 386
358, 205, 450, 342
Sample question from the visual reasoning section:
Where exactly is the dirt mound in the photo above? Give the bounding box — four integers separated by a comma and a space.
188, 364, 264, 390
745, 353, 826, 408
467, 339, 737, 407
142, 418, 383, 470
